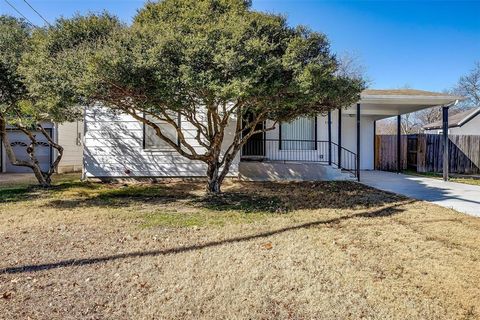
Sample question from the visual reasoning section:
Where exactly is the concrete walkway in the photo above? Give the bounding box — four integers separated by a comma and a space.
360, 170, 480, 217
0, 173, 36, 185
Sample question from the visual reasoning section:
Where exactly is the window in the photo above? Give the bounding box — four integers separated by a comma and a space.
280, 116, 316, 150
143, 113, 180, 150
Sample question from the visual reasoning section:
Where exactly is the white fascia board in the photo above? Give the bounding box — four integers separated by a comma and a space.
342, 108, 401, 116
359, 95, 462, 106
457, 108, 480, 126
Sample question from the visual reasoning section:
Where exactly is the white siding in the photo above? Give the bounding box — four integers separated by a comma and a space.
425, 115, 480, 136
449, 115, 480, 135
57, 121, 84, 173
338, 112, 375, 170
84, 106, 375, 179
360, 116, 375, 170
84, 106, 239, 178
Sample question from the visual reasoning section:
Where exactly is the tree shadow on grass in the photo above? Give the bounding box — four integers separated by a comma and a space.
41, 180, 405, 214
0, 201, 409, 275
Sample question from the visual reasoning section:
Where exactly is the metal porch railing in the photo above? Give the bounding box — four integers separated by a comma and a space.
241, 139, 358, 180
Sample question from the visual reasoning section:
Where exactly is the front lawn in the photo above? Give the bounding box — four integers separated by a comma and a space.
1, 174, 479, 319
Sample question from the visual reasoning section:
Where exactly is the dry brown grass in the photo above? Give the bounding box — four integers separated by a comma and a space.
1, 174, 479, 319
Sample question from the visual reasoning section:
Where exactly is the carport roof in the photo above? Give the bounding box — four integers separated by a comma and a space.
362, 89, 455, 97
343, 88, 465, 120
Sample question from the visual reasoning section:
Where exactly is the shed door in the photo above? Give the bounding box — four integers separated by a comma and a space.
4, 130, 51, 173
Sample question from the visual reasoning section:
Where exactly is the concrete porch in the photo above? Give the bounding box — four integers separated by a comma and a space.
239, 89, 463, 182
239, 161, 355, 181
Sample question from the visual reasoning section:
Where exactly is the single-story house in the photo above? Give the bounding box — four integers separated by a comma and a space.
83, 89, 461, 181
0, 121, 84, 173
423, 107, 480, 135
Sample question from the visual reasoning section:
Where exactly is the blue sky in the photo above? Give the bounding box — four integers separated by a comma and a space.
1, 0, 479, 91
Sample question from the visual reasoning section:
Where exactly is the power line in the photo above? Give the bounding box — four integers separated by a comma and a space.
22, 0, 51, 27
3, 0, 37, 27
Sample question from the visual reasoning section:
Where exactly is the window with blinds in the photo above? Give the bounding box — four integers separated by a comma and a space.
280, 116, 316, 150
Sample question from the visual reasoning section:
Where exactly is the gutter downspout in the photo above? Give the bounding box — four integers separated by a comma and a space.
81, 106, 87, 181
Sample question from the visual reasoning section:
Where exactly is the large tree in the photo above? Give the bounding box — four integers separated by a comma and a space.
33, 0, 365, 192
0, 15, 69, 186
453, 61, 480, 109
401, 62, 480, 132
14, 14, 121, 186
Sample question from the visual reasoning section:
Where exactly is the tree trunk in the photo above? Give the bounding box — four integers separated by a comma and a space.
206, 162, 222, 193
31, 163, 50, 187
38, 125, 64, 185
0, 119, 61, 188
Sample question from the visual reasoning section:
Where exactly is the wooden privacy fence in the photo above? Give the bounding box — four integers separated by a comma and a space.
374, 135, 408, 171
375, 134, 480, 174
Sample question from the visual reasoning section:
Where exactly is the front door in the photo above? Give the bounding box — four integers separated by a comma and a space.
242, 113, 265, 157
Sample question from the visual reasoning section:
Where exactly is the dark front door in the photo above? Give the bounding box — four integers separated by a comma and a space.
242, 113, 265, 157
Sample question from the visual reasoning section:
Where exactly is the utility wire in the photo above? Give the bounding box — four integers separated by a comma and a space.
3, 0, 37, 27
21, 0, 51, 27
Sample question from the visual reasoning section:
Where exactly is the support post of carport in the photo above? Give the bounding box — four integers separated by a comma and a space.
442, 105, 449, 181
373, 120, 376, 170
397, 115, 401, 173
356, 103, 360, 181
328, 111, 332, 166
338, 109, 342, 168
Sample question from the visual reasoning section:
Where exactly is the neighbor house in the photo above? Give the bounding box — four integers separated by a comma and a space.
0, 121, 84, 173
83, 89, 461, 181
423, 107, 480, 135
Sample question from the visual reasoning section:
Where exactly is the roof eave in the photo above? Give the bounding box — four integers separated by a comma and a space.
360, 94, 464, 106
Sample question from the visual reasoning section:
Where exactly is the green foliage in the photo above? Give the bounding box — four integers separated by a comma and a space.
20, 13, 122, 123
24, 1, 366, 191
0, 15, 90, 186
44, 0, 365, 119
0, 14, 90, 125
0, 15, 30, 113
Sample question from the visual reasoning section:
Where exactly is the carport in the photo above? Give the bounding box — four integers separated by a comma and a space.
346, 89, 464, 181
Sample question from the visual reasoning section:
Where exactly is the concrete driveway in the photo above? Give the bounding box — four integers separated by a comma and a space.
0, 173, 37, 185
360, 170, 480, 217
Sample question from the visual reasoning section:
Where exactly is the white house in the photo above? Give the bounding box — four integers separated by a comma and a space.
83, 89, 461, 181
423, 107, 480, 135
0, 121, 84, 174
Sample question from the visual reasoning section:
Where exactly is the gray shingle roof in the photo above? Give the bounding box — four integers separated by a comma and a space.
423, 108, 480, 130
